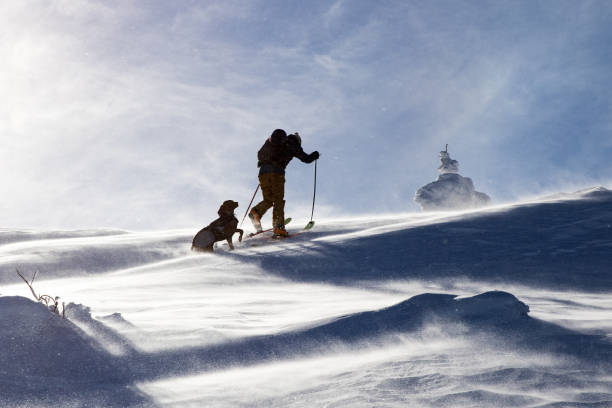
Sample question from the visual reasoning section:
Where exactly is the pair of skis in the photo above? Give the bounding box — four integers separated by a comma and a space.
246, 217, 315, 240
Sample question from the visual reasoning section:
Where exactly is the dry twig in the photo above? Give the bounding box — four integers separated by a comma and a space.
16, 269, 65, 318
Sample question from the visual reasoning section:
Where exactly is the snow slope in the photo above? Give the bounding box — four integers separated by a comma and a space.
1, 187, 611, 407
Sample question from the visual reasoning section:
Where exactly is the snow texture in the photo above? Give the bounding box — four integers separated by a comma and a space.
1, 187, 611, 407
415, 147, 491, 210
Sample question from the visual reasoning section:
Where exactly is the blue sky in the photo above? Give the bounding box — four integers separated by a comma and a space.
1, 0, 611, 229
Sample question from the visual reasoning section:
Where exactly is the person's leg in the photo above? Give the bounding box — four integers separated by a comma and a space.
270, 174, 286, 228
252, 173, 275, 219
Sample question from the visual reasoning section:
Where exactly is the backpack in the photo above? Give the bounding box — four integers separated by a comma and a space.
257, 134, 288, 168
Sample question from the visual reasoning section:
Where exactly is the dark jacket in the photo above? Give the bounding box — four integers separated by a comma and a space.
257, 134, 317, 176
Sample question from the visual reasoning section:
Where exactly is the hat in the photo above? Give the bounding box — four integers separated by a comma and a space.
269, 129, 287, 144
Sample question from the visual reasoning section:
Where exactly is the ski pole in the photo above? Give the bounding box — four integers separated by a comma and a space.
240, 184, 260, 227
305, 159, 317, 230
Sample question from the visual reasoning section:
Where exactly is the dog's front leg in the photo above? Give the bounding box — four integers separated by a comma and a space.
237, 229, 244, 242
226, 237, 235, 250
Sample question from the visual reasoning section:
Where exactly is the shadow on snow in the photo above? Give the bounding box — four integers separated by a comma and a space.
228, 191, 612, 292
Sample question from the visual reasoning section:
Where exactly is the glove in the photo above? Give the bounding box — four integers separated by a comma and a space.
310, 151, 320, 161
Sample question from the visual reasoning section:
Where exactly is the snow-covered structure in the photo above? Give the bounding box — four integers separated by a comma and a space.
415, 145, 491, 210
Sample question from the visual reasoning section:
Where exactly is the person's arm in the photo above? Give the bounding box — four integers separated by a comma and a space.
289, 143, 319, 163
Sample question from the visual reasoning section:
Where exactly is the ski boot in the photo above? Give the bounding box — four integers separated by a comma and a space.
249, 209, 263, 233
273, 226, 289, 238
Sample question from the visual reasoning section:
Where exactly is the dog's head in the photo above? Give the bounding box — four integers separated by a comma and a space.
218, 200, 239, 216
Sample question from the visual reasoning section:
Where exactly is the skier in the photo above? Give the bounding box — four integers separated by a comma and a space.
192, 200, 244, 252
249, 129, 319, 237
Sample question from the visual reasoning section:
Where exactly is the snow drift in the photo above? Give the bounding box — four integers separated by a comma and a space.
0, 296, 148, 407
246, 186, 612, 292
3, 289, 608, 407
0, 230, 191, 284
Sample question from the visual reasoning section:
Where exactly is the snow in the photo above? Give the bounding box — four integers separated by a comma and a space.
1, 187, 611, 407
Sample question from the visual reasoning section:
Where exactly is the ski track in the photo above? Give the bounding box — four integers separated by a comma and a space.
1, 187, 611, 407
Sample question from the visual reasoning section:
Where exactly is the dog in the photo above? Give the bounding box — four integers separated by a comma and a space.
192, 200, 244, 252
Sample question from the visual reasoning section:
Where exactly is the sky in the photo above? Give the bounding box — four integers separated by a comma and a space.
1, 0, 611, 230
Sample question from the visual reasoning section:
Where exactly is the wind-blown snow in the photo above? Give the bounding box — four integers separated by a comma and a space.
1, 187, 611, 407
